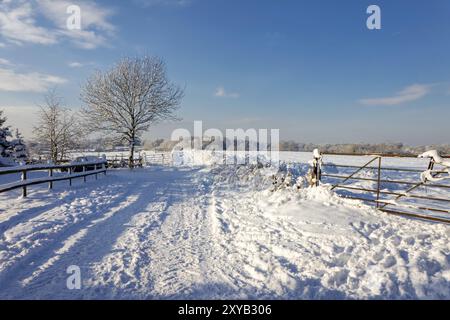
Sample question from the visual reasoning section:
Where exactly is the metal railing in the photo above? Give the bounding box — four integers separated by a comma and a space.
319, 154, 450, 223
0, 160, 107, 197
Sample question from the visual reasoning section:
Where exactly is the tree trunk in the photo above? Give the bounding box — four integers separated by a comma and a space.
53, 145, 58, 164
129, 143, 135, 169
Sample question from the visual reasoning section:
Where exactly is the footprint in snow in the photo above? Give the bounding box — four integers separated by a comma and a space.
383, 255, 397, 268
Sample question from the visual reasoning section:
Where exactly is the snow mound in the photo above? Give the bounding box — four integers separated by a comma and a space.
206, 165, 450, 299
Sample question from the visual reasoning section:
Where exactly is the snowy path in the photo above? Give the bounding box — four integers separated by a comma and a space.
0, 166, 449, 299
0, 167, 203, 298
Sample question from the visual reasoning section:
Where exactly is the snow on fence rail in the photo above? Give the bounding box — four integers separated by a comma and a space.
318, 153, 450, 223
90, 152, 173, 167
143, 152, 172, 166
0, 160, 107, 197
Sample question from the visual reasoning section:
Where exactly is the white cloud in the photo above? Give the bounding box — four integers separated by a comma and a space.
133, 0, 192, 7
0, 66, 67, 92
37, 0, 115, 49
68, 61, 84, 68
0, 0, 115, 49
359, 84, 431, 106
0, 58, 13, 66
214, 86, 240, 99
68, 61, 95, 68
37, 0, 115, 32
0, 1, 57, 45
59, 29, 111, 49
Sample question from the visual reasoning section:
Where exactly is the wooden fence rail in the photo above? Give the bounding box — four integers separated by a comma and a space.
0, 160, 107, 197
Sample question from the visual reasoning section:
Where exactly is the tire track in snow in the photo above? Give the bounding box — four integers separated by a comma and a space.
0, 168, 189, 298
131, 174, 219, 299
87, 167, 242, 299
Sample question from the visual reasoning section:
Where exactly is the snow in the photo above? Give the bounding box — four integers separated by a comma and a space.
0, 154, 449, 299
418, 150, 450, 167
277, 152, 450, 220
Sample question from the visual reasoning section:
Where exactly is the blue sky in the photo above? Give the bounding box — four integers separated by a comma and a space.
0, 0, 449, 145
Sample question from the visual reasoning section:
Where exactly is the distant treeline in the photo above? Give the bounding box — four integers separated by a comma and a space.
279, 141, 450, 156
29, 137, 449, 157
143, 139, 450, 156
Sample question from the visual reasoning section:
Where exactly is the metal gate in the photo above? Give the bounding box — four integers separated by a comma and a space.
319, 154, 450, 223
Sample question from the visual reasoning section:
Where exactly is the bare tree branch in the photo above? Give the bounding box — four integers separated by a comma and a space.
80, 56, 183, 167
34, 89, 82, 163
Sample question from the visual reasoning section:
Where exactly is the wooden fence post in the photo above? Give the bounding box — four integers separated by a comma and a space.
49, 168, 53, 189
95, 164, 98, 180
312, 151, 322, 187
83, 165, 86, 183
21, 170, 27, 197
69, 167, 72, 186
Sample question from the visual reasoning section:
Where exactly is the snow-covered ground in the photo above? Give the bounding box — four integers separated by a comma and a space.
0, 154, 449, 299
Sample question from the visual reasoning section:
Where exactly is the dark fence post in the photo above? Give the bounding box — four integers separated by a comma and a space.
428, 158, 435, 171
313, 160, 319, 187
83, 165, 86, 183
312, 150, 322, 187
21, 170, 27, 197
69, 167, 72, 186
49, 168, 53, 189
316, 161, 321, 187
376, 156, 382, 208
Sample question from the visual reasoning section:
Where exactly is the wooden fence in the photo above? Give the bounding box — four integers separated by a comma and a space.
0, 160, 107, 197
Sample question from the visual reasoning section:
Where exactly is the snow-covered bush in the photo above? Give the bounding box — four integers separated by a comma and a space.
9, 129, 28, 162
0, 110, 12, 158
0, 110, 29, 166
0, 110, 15, 166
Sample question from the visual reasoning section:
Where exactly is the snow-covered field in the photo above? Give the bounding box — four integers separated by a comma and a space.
0, 153, 449, 299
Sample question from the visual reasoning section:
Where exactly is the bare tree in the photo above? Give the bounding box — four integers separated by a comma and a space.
80, 56, 183, 167
34, 90, 81, 163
